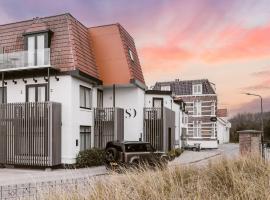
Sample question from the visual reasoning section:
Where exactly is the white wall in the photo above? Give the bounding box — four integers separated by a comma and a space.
217, 117, 231, 144
103, 85, 145, 141
4, 75, 96, 164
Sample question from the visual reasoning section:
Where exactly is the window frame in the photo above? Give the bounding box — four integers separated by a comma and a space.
97, 89, 103, 108
24, 32, 50, 66
80, 85, 92, 110
194, 101, 202, 116
160, 85, 171, 91
80, 126, 91, 151
26, 84, 48, 102
192, 84, 202, 95
128, 49, 135, 62
153, 97, 163, 108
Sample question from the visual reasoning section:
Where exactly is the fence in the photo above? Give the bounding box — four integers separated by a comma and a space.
94, 107, 124, 149
0, 102, 61, 167
144, 107, 175, 152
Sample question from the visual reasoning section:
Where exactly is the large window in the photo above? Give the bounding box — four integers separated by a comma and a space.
80, 126, 91, 151
26, 84, 47, 102
192, 84, 202, 95
194, 101, 201, 116
80, 86, 92, 109
0, 87, 6, 103
27, 34, 48, 66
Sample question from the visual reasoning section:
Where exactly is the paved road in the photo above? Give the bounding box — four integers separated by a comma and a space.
170, 143, 239, 166
0, 143, 239, 186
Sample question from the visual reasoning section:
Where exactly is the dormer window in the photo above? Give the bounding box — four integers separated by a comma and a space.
192, 84, 202, 95
24, 30, 52, 67
161, 85, 171, 91
128, 49, 134, 62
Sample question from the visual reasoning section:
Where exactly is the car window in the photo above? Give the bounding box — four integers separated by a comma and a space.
125, 144, 153, 152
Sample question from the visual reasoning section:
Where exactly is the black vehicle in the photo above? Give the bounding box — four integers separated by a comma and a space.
105, 141, 168, 169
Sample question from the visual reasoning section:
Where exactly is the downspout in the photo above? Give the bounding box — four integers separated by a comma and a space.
1, 72, 4, 103
47, 68, 50, 101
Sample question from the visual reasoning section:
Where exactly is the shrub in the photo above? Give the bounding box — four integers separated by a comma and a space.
76, 148, 105, 168
167, 148, 184, 160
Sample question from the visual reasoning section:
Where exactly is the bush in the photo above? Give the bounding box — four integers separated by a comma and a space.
167, 148, 184, 160
76, 148, 105, 168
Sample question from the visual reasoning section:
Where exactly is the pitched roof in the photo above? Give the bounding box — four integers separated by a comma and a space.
154, 79, 216, 95
0, 13, 99, 80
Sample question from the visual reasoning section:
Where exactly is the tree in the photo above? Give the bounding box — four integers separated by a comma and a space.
229, 112, 270, 142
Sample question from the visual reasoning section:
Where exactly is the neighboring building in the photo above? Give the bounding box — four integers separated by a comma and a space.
144, 90, 188, 150
154, 79, 218, 148
216, 108, 231, 144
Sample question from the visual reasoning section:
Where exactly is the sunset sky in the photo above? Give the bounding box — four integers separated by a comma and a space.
0, 0, 269, 116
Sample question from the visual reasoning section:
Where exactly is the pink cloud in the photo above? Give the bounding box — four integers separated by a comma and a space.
202, 23, 270, 62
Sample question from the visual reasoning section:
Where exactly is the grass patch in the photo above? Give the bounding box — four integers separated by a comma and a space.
47, 155, 270, 199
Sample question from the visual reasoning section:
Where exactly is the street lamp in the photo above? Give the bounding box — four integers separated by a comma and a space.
245, 93, 264, 158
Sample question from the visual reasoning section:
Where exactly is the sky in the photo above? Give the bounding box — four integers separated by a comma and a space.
0, 0, 269, 116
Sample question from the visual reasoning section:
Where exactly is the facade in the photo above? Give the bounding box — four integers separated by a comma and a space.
216, 109, 231, 144
154, 79, 218, 148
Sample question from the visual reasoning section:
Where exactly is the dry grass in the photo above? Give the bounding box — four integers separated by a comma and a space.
46, 156, 270, 200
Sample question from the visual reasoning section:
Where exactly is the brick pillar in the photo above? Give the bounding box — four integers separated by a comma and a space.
238, 130, 262, 155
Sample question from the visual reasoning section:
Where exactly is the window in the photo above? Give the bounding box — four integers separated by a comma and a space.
26, 34, 49, 66
161, 85, 171, 91
211, 101, 216, 115
24, 30, 52, 67
193, 121, 201, 137
26, 84, 47, 102
194, 101, 201, 116
97, 89, 103, 108
0, 87, 7, 103
80, 86, 92, 109
80, 126, 91, 151
128, 49, 134, 61
153, 98, 163, 108
192, 84, 202, 95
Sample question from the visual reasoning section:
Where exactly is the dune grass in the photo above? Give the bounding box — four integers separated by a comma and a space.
46, 155, 270, 200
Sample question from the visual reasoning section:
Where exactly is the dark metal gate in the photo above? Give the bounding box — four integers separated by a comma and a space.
0, 102, 61, 167
144, 107, 175, 152
94, 107, 124, 149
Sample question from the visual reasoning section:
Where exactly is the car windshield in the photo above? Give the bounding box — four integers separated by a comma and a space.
125, 143, 154, 152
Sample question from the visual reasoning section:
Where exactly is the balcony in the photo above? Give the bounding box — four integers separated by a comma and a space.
0, 48, 51, 72
0, 102, 61, 167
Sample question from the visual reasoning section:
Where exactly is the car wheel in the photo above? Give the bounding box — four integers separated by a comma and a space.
105, 147, 119, 162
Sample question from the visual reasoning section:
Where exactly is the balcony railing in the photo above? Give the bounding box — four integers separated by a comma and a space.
0, 48, 50, 72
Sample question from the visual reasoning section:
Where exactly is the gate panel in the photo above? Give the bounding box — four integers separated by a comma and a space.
94, 107, 124, 149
